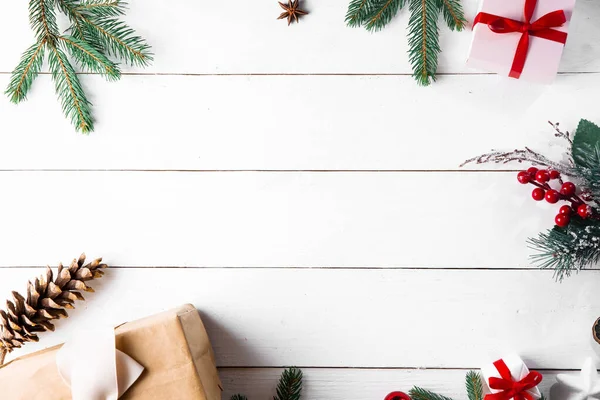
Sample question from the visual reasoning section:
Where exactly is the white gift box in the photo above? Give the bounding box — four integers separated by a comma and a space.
481, 354, 542, 400
466, 0, 576, 83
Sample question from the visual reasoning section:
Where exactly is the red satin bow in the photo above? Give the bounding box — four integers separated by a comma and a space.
473, 0, 568, 79
484, 359, 543, 400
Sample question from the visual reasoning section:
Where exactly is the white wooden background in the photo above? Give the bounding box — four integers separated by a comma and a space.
1, 0, 600, 398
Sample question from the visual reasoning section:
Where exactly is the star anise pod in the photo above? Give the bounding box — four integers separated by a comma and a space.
277, 0, 308, 25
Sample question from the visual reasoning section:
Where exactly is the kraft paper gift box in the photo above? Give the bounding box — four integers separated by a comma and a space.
0, 304, 223, 400
466, 0, 576, 83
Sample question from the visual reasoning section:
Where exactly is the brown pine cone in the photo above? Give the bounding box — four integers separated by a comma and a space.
0, 254, 107, 355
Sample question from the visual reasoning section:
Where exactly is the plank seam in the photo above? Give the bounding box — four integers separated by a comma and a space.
0, 72, 597, 77
0, 266, 596, 272
216, 366, 581, 372
0, 169, 529, 173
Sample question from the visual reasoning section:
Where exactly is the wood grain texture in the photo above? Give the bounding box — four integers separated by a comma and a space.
220, 369, 565, 400
0, 171, 570, 268
1, 0, 599, 74
2, 268, 598, 369
0, 74, 597, 170
1, 0, 599, 395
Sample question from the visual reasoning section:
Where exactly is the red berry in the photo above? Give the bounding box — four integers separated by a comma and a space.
385, 393, 411, 400
560, 182, 576, 196
535, 170, 550, 183
545, 190, 560, 204
517, 171, 530, 184
532, 188, 545, 201
549, 170, 560, 179
527, 167, 539, 175
555, 213, 570, 227
578, 204, 592, 219
559, 205, 572, 215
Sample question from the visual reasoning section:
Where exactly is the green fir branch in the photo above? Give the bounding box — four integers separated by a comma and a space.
78, 16, 153, 66
8, 0, 151, 132
230, 395, 248, 400
274, 367, 303, 400
364, 0, 406, 32
29, 0, 59, 41
59, 35, 121, 80
407, 0, 441, 86
529, 217, 600, 281
5, 40, 46, 103
58, 0, 92, 45
345, 0, 371, 27
57, 0, 150, 65
75, 0, 126, 18
436, 0, 466, 31
48, 44, 94, 133
466, 371, 484, 400
409, 387, 454, 400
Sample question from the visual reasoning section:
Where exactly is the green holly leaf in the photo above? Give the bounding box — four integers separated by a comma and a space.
572, 119, 600, 171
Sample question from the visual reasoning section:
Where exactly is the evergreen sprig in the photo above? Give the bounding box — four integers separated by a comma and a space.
409, 371, 486, 400
409, 387, 455, 400
364, 0, 406, 32
230, 367, 303, 400
529, 218, 600, 281
274, 367, 303, 400
345, 0, 465, 85
407, 0, 440, 85
465, 371, 484, 400
5, 0, 151, 133
463, 119, 600, 281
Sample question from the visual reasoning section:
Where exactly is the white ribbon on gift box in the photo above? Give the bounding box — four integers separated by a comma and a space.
56, 328, 144, 400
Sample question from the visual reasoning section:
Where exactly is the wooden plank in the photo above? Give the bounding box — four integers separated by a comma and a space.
0, 171, 568, 268
0, 74, 596, 170
1, 268, 597, 368
220, 368, 564, 400
1, 0, 599, 74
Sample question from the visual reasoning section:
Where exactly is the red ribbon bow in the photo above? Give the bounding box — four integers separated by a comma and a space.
473, 0, 568, 79
484, 359, 543, 400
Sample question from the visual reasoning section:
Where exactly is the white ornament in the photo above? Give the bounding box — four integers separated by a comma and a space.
556, 358, 600, 400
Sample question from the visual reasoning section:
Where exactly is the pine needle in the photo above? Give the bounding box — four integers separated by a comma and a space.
29, 0, 59, 41
274, 367, 303, 400
79, 16, 153, 66
230, 395, 248, 400
59, 35, 121, 80
436, 0, 466, 31
48, 44, 94, 133
7, 0, 151, 132
75, 0, 126, 18
344, 0, 464, 85
407, 0, 440, 86
465, 371, 484, 400
364, 0, 406, 32
345, 0, 371, 27
5, 41, 46, 103
529, 217, 600, 281
409, 387, 454, 400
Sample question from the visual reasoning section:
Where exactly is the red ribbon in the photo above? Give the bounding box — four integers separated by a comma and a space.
484, 359, 543, 400
473, 0, 568, 79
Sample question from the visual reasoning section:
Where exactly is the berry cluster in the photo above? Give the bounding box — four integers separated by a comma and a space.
517, 167, 593, 227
